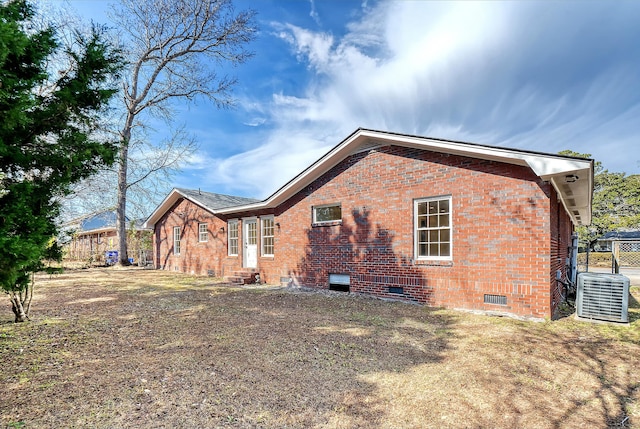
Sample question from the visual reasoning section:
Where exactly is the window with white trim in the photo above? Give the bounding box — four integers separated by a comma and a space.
313, 203, 341, 224
173, 226, 181, 255
261, 216, 275, 256
198, 223, 208, 242
415, 196, 452, 260
228, 220, 238, 256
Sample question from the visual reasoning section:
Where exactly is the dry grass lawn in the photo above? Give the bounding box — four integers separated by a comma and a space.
1, 268, 639, 428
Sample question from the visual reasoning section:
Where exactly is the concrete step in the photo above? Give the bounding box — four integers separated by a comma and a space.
225, 270, 258, 285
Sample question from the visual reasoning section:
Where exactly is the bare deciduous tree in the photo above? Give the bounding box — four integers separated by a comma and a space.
110, 0, 256, 264
63, 126, 198, 224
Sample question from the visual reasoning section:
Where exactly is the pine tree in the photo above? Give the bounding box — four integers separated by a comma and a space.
0, 0, 123, 321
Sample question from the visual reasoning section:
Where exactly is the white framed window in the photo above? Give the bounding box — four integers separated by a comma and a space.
228, 220, 238, 256
313, 203, 342, 224
415, 196, 452, 260
261, 216, 275, 256
173, 226, 181, 255
198, 223, 208, 242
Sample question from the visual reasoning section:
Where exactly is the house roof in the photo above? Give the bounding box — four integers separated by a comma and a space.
213, 128, 594, 225
63, 210, 148, 234
598, 230, 640, 241
81, 211, 119, 232
144, 188, 260, 227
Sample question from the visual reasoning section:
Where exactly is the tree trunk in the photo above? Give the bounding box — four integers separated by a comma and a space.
116, 140, 130, 266
9, 290, 30, 323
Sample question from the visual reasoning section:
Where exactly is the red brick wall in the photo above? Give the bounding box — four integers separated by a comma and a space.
549, 188, 574, 316
266, 145, 555, 318
154, 145, 574, 319
154, 199, 229, 276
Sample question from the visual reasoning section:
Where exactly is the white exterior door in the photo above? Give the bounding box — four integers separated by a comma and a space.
243, 219, 257, 269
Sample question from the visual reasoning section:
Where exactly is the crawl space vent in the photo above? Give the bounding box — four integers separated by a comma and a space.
577, 273, 629, 323
329, 274, 350, 292
484, 294, 507, 305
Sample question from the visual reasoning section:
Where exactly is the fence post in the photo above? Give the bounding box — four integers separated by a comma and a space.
612, 241, 620, 274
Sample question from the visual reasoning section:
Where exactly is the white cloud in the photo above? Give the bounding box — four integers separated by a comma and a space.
308, 0, 321, 26
204, 130, 332, 198
202, 0, 640, 198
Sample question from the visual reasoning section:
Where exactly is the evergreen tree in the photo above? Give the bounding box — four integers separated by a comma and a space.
0, 0, 123, 321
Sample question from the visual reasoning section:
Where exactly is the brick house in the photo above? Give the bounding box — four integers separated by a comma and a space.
145, 129, 593, 319
62, 210, 151, 265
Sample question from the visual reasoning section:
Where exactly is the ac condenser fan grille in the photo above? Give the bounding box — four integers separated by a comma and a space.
577, 273, 629, 323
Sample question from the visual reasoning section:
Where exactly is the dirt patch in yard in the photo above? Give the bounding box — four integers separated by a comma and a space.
1, 268, 639, 428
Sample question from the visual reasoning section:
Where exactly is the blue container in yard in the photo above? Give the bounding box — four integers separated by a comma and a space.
105, 250, 118, 265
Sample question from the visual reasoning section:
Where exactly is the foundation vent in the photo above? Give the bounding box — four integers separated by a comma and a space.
484, 294, 507, 305
329, 273, 350, 292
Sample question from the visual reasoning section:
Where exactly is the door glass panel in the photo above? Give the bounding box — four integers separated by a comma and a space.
247, 222, 257, 245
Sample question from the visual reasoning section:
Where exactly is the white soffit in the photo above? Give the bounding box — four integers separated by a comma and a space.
209, 129, 595, 225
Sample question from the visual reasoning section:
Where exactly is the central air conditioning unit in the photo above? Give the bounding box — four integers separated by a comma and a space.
576, 273, 629, 323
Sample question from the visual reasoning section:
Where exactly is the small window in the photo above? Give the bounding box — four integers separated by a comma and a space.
313, 203, 342, 224
389, 286, 404, 295
198, 223, 208, 242
329, 273, 350, 292
415, 196, 452, 260
173, 226, 181, 255
261, 216, 275, 256
228, 220, 238, 256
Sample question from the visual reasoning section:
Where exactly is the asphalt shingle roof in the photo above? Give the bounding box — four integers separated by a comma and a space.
599, 230, 640, 241
176, 188, 260, 211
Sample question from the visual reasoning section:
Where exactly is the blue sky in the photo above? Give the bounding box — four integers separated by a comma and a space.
64, 0, 640, 199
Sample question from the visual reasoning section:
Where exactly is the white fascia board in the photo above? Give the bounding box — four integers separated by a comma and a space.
367, 130, 592, 177
76, 227, 116, 235
526, 157, 593, 180
143, 188, 183, 228
216, 131, 364, 215
215, 129, 595, 219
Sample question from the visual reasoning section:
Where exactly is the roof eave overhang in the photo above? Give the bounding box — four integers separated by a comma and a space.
144, 188, 185, 228
144, 188, 254, 228
75, 227, 116, 235
546, 164, 594, 226
216, 129, 594, 225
